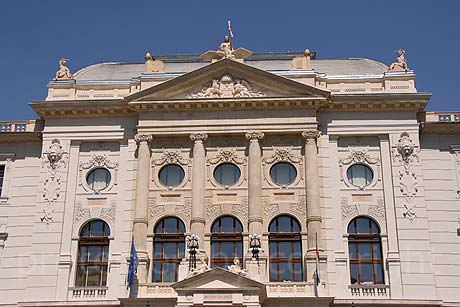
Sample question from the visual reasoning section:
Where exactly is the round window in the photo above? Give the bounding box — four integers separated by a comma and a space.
159, 164, 185, 187
270, 162, 297, 185
347, 164, 374, 187
213, 163, 241, 186
86, 168, 111, 191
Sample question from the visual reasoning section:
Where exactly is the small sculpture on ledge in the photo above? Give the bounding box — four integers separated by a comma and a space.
187, 258, 209, 277
291, 49, 312, 70
227, 257, 249, 277
54, 58, 73, 80
144, 52, 165, 73
389, 49, 408, 72
201, 20, 252, 62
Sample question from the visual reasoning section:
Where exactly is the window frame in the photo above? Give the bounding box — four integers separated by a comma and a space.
212, 163, 242, 187
268, 215, 303, 282
269, 162, 298, 186
158, 164, 185, 188
86, 167, 112, 192
347, 217, 384, 285
152, 217, 185, 283
75, 220, 110, 288
210, 216, 243, 268
0, 153, 14, 203
346, 163, 374, 188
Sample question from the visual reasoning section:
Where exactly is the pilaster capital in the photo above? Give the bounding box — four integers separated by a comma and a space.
248, 216, 263, 224
306, 216, 322, 223
302, 130, 320, 144
133, 217, 149, 225
245, 131, 265, 141
135, 134, 153, 145
190, 133, 208, 143
190, 217, 206, 225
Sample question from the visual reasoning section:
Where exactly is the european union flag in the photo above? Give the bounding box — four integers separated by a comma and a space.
127, 240, 139, 288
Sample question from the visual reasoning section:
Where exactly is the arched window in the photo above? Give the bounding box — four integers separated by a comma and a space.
76, 220, 110, 287
269, 215, 302, 282
211, 216, 243, 268
348, 216, 384, 284
153, 217, 185, 282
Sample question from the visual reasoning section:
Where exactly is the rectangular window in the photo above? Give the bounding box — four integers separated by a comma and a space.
0, 165, 4, 196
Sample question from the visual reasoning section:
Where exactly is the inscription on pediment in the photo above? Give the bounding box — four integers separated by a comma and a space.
187, 74, 265, 99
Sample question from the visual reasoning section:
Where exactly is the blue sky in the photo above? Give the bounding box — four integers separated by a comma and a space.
0, 0, 458, 120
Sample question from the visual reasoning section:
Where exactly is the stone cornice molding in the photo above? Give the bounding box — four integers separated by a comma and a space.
245, 131, 265, 141
134, 134, 153, 144
190, 133, 208, 143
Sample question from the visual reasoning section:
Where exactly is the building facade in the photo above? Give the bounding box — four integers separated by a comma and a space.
0, 42, 459, 307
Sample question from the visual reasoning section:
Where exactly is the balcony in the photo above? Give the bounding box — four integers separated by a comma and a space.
0, 120, 43, 142
69, 287, 108, 300
349, 284, 389, 297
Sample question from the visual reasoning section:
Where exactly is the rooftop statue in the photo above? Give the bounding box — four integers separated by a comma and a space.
54, 58, 73, 80
144, 51, 165, 73
201, 20, 252, 62
227, 257, 249, 277
389, 49, 408, 72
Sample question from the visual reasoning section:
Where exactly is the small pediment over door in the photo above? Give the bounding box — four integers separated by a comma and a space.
172, 267, 266, 306
124, 58, 330, 102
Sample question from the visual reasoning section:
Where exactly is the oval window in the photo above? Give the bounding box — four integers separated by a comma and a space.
270, 162, 297, 185
86, 168, 111, 191
347, 164, 374, 187
213, 163, 241, 186
159, 164, 185, 187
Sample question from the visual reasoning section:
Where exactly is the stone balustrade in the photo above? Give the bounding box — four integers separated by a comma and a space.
349, 284, 389, 297
145, 283, 178, 298
266, 282, 313, 297
69, 287, 108, 299
0, 121, 41, 133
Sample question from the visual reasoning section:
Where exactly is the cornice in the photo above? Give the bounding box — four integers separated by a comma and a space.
30, 99, 134, 119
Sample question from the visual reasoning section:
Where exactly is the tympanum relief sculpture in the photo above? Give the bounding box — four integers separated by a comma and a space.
393, 132, 419, 221
187, 74, 265, 99
41, 139, 67, 225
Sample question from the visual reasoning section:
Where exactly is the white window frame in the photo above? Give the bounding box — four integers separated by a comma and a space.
0, 153, 15, 205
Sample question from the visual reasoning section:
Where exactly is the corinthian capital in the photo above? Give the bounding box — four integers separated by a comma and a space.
135, 134, 153, 144
245, 131, 265, 141
302, 130, 320, 143
190, 133, 208, 142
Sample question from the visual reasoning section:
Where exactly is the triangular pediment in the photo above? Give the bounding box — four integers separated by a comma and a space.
125, 59, 330, 102
171, 267, 265, 292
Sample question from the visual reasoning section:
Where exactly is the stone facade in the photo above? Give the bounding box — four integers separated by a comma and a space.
0, 50, 459, 307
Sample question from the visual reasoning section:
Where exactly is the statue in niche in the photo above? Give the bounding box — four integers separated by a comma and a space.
227, 257, 249, 277
55, 58, 73, 80
201, 20, 252, 62
389, 49, 408, 71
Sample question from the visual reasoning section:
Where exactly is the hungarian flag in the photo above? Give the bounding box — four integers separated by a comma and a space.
313, 233, 320, 297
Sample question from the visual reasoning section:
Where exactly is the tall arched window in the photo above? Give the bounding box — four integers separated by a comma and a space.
269, 215, 302, 282
153, 217, 185, 282
348, 216, 384, 284
211, 216, 243, 268
76, 220, 110, 287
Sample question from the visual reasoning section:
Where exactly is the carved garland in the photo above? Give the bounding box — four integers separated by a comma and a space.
263, 147, 303, 187
41, 139, 67, 225
79, 154, 119, 193
207, 149, 247, 188
339, 146, 381, 189
187, 74, 265, 99
151, 150, 191, 189
392, 132, 419, 222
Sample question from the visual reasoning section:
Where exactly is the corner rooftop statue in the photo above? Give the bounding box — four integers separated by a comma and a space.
200, 20, 252, 62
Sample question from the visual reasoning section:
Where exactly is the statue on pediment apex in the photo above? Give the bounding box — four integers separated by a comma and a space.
144, 51, 165, 73
389, 49, 408, 72
201, 20, 253, 62
55, 58, 73, 80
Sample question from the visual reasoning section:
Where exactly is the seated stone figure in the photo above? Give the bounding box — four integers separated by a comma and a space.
55, 58, 73, 80
389, 49, 408, 71
227, 257, 249, 277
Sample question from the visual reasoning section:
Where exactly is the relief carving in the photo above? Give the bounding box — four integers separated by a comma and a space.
393, 132, 419, 221
207, 149, 245, 165
232, 197, 249, 221
341, 197, 358, 221
148, 198, 165, 222
206, 203, 223, 220
263, 148, 303, 165
175, 198, 192, 223
368, 198, 386, 221
74, 202, 90, 223
153, 150, 190, 166
41, 139, 67, 225
289, 196, 306, 220
263, 197, 279, 220
187, 74, 264, 99
100, 202, 117, 223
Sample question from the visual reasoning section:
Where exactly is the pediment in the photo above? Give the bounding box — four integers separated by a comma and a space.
125, 59, 330, 102
171, 267, 265, 292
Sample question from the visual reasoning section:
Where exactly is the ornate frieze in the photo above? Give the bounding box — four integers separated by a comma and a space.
368, 198, 386, 221
187, 74, 265, 99
207, 149, 245, 165
153, 150, 190, 166
289, 196, 307, 220
341, 197, 358, 222
392, 132, 419, 221
74, 202, 90, 223
175, 198, 192, 224
41, 139, 67, 225
100, 202, 117, 223
263, 148, 303, 165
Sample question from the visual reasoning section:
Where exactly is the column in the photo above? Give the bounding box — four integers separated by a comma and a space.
245, 131, 264, 235
302, 130, 322, 250
133, 134, 152, 283
190, 133, 208, 248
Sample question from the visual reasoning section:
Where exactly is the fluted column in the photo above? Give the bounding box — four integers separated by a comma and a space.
245, 131, 264, 235
302, 130, 322, 251
134, 134, 152, 283
190, 133, 208, 248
